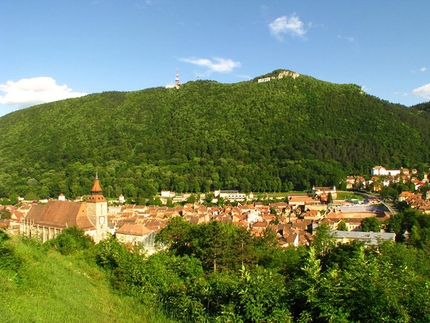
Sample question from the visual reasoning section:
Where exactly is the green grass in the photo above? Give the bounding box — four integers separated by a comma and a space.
254, 191, 307, 199
0, 235, 173, 323
336, 191, 364, 201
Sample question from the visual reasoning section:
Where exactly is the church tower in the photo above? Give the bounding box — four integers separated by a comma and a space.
86, 173, 109, 243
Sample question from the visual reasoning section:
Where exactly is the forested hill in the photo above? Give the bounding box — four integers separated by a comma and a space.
410, 101, 430, 114
0, 69, 430, 199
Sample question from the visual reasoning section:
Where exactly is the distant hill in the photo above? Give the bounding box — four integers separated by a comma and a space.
0, 69, 429, 199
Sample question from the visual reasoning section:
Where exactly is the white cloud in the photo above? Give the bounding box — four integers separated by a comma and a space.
269, 13, 307, 39
180, 57, 241, 74
411, 67, 427, 74
394, 91, 409, 97
337, 35, 354, 43
235, 74, 252, 80
413, 83, 430, 100
0, 77, 87, 108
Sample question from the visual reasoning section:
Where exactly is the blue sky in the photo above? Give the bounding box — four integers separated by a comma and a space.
1, 0, 430, 116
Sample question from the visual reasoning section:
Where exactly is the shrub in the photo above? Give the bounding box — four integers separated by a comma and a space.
45, 226, 94, 255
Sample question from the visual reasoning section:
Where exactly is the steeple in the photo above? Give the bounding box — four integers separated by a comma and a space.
90, 172, 103, 195
88, 173, 106, 202
86, 172, 109, 243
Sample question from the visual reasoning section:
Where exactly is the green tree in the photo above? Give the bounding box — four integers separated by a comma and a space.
312, 223, 334, 256
217, 196, 225, 207
0, 208, 11, 219
337, 220, 348, 231
361, 217, 382, 232
187, 194, 197, 204
379, 186, 398, 201
1, 198, 10, 206
235, 266, 292, 322
205, 193, 214, 205
166, 197, 173, 207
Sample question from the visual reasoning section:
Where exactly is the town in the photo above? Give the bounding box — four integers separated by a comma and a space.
1, 165, 429, 252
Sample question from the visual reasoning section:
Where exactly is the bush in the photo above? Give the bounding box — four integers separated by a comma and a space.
45, 226, 94, 255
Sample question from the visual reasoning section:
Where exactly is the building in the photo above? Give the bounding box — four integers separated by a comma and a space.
371, 166, 401, 177
330, 230, 395, 246
166, 69, 181, 89
346, 176, 367, 189
287, 194, 322, 209
115, 223, 158, 253
21, 174, 110, 243
312, 186, 337, 201
214, 190, 247, 201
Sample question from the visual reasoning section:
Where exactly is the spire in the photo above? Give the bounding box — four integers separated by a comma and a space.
90, 173, 103, 195
88, 173, 106, 203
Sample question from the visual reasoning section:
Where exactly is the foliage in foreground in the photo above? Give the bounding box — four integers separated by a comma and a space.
3, 216, 430, 322
96, 219, 430, 322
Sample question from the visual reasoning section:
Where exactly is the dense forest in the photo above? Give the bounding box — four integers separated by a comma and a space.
3, 206, 430, 322
0, 69, 430, 200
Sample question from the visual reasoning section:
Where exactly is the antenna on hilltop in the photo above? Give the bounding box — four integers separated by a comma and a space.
175, 68, 180, 87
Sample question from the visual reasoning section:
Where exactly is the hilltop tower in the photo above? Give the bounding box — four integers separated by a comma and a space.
175, 68, 180, 87
166, 69, 181, 89
86, 173, 109, 242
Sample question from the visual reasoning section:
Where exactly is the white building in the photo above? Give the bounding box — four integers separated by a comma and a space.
214, 190, 246, 201
371, 166, 401, 177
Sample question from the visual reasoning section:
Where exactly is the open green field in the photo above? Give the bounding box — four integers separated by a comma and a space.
336, 191, 365, 201
253, 191, 308, 200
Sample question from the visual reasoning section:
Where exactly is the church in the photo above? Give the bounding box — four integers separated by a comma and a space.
21, 175, 109, 243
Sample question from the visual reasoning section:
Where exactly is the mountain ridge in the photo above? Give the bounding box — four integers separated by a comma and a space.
0, 69, 429, 199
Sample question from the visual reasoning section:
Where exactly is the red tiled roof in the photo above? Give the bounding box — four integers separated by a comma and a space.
116, 223, 152, 236
26, 200, 95, 230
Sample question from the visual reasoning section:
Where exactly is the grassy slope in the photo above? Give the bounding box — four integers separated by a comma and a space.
0, 236, 172, 323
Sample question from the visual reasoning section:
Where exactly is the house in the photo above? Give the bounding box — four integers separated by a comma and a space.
115, 223, 157, 253
303, 209, 321, 220
21, 175, 110, 243
119, 194, 125, 203
312, 186, 337, 200
346, 176, 367, 190
287, 195, 320, 208
160, 190, 175, 198
247, 210, 262, 225
398, 191, 415, 202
